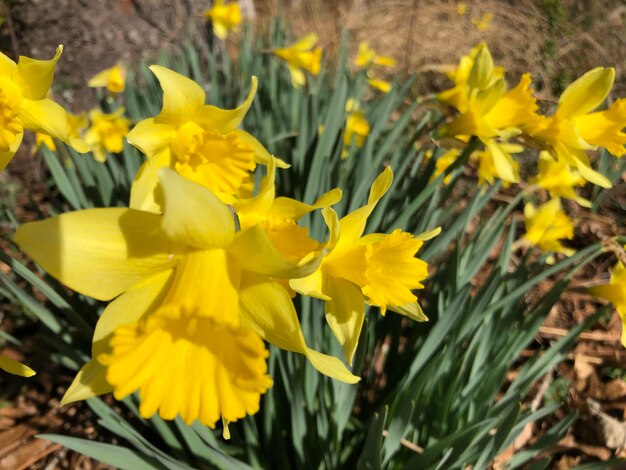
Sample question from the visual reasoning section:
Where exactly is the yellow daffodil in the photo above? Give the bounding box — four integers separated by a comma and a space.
531, 151, 589, 207
127, 66, 284, 211
0, 355, 35, 377
472, 12, 493, 31
203, 0, 242, 40
273, 34, 322, 88
87, 64, 126, 94
437, 43, 505, 113
523, 67, 616, 188
342, 99, 370, 158
0, 45, 88, 170
14, 169, 358, 432
354, 42, 396, 70
576, 98, 626, 158
33, 132, 56, 152
472, 139, 522, 186
523, 198, 575, 256
291, 168, 438, 364
431, 148, 460, 184
589, 262, 626, 346
367, 78, 392, 93
85, 108, 130, 163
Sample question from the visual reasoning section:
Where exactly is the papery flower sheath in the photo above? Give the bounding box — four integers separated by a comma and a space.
291, 168, 439, 364
126, 66, 285, 211
14, 169, 358, 432
0, 45, 88, 170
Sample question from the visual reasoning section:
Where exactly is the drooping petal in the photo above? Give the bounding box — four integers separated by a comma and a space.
193, 77, 258, 132
92, 269, 174, 356
126, 117, 174, 157
0, 355, 35, 377
388, 302, 428, 322
289, 266, 330, 300
99, 304, 272, 427
324, 276, 366, 365
0, 51, 17, 78
337, 167, 392, 246
556, 67, 615, 119
151, 65, 206, 126
14, 208, 177, 301
18, 98, 69, 142
61, 359, 112, 406
235, 129, 290, 167
15, 45, 62, 100
239, 272, 360, 383
159, 168, 235, 249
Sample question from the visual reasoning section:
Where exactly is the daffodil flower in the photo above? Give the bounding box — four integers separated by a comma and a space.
87, 64, 126, 94
342, 99, 370, 158
127, 66, 284, 211
354, 42, 396, 70
523, 198, 575, 256
589, 262, 626, 345
0, 355, 35, 377
524, 67, 616, 188
291, 168, 438, 364
576, 98, 626, 158
273, 34, 322, 88
85, 108, 130, 163
15, 169, 357, 431
367, 78, 392, 93
531, 151, 589, 207
472, 139, 523, 186
203, 0, 242, 40
0, 45, 88, 170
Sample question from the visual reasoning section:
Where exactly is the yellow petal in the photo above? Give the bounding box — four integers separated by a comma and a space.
557, 67, 615, 118
14, 208, 176, 300
92, 269, 174, 356
288, 66, 306, 88
0, 355, 35, 377
324, 276, 365, 365
415, 226, 442, 241
388, 302, 428, 322
193, 77, 258, 132
228, 225, 320, 278
0, 51, 16, 77
16, 45, 62, 100
129, 149, 173, 212
289, 267, 330, 300
0, 130, 23, 172
151, 65, 206, 126
338, 167, 392, 246
235, 129, 289, 167
239, 273, 360, 383
467, 44, 494, 90
271, 188, 342, 220
569, 148, 611, 189
159, 168, 235, 248
61, 359, 112, 406
126, 118, 174, 157
292, 33, 319, 51
18, 98, 69, 142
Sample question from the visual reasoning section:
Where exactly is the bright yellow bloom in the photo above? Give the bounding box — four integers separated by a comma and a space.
127, 66, 283, 211
531, 151, 589, 207
432, 148, 460, 184
67, 111, 88, 142
291, 168, 438, 364
203, 0, 242, 40
523, 198, 575, 256
472, 139, 522, 186
0, 45, 88, 170
34, 132, 56, 152
472, 12, 493, 31
84, 108, 130, 163
523, 67, 616, 188
273, 34, 322, 88
87, 64, 126, 94
14, 169, 358, 431
367, 78, 392, 93
354, 42, 396, 70
589, 262, 626, 346
576, 98, 626, 157
0, 355, 35, 377
342, 100, 370, 158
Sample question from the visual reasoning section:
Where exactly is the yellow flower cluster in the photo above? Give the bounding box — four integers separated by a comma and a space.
13, 65, 437, 435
